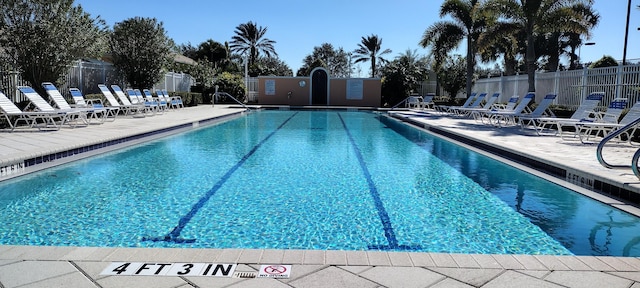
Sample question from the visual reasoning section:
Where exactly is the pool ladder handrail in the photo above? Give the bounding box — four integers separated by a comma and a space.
596, 116, 640, 179
632, 148, 640, 179
390, 96, 413, 110
214, 91, 251, 111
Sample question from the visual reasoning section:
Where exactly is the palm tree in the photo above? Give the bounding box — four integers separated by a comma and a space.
565, 4, 600, 69
484, 0, 596, 92
396, 49, 429, 67
195, 39, 227, 66
419, 0, 490, 98
542, 3, 599, 71
395, 49, 431, 93
352, 34, 392, 78
229, 21, 277, 68
478, 22, 523, 76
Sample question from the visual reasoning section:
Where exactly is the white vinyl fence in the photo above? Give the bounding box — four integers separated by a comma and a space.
246, 78, 259, 102
473, 64, 640, 109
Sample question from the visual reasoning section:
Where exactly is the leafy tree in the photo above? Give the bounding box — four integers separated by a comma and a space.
381, 61, 409, 107
254, 56, 293, 76
230, 21, 277, 69
565, 4, 600, 70
180, 39, 238, 74
589, 55, 619, 68
438, 55, 467, 99
0, 0, 107, 95
353, 34, 392, 78
175, 58, 217, 90
179, 42, 198, 60
298, 43, 350, 77
214, 72, 245, 102
478, 21, 525, 76
296, 58, 326, 77
174, 41, 219, 91
219, 42, 238, 73
194, 39, 227, 66
419, 0, 489, 97
484, 0, 595, 92
110, 17, 172, 90
539, 3, 599, 72
380, 50, 430, 107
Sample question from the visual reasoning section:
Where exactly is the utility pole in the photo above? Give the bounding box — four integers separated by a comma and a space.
623, 0, 632, 65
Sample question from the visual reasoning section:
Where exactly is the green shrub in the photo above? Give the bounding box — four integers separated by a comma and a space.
85, 93, 106, 105
170, 92, 202, 106
548, 105, 574, 118
214, 72, 246, 103
589, 55, 619, 69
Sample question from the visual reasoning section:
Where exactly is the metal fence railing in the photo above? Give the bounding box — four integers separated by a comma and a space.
473, 64, 640, 109
1, 61, 194, 103
0, 71, 29, 103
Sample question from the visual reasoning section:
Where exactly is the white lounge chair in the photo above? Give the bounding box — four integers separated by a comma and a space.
154, 89, 170, 111
98, 84, 144, 117
486, 92, 536, 126
406, 96, 422, 109
143, 89, 167, 112
18, 86, 87, 128
518, 92, 605, 135
42, 82, 104, 124
515, 93, 559, 131
162, 89, 183, 109
448, 93, 487, 115
69, 88, 119, 121
556, 97, 627, 139
110, 85, 149, 117
435, 92, 477, 113
573, 100, 640, 144
126, 88, 157, 115
0, 89, 68, 131
420, 93, 435, 110
475, 95, 520, 123
457, 92, 500, 117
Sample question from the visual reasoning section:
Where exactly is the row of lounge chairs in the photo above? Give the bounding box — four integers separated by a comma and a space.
405, 91, 640, 145
99, 84, 184, 117
0, 83, 184, 131
406, 94, 435, 110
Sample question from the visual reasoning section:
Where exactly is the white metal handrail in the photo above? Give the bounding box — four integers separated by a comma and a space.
214, 91, 250, 110
631, 148, 640, 179
596, 117, 640, 178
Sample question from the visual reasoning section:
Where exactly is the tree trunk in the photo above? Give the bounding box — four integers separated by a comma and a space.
504, 55, 517, 76
526, 24, 537, 93
569, 45, 578, 70
465, 36, 474, 97
546, 32, 561, 72
371, 56, 376, 78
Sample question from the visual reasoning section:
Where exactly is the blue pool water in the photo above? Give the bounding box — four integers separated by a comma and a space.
1, 110, 639, 256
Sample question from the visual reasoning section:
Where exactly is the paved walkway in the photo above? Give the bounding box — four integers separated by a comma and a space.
1, 105, 640, 287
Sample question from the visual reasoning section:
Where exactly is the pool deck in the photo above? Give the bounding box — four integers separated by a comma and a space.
2, 105, 640, 287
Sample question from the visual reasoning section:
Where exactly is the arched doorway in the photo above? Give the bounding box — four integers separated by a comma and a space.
310, 68, 329, 105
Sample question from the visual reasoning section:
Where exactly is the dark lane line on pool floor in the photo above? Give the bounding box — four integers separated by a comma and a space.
143, 112, 299, 244
337, 113, 421, 251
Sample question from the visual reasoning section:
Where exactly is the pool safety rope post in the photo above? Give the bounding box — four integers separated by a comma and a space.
338, 113, 422, 251
142, 112, 299, 243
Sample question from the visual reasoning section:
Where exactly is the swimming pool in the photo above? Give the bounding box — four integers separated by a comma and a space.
0, 110, 639, 256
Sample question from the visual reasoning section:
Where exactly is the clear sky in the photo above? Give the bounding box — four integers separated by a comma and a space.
74, 0, 639, 75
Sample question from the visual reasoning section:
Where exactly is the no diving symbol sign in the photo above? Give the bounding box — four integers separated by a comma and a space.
258, 265, 291, 278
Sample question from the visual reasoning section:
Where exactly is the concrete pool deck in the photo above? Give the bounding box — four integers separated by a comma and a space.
1, 105, 640, 287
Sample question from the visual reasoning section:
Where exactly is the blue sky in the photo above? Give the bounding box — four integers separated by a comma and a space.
75, 0, 639, 75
